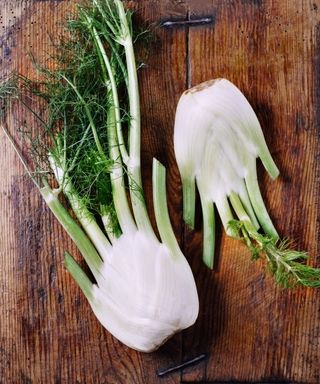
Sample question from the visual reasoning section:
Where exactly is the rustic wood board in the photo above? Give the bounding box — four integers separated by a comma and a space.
0, 0, 319, 383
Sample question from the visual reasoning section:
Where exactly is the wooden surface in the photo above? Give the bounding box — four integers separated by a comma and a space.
0, 0, 319, 383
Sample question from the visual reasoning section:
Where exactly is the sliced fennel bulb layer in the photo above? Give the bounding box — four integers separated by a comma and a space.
174, 78, 280, 266
174, 78, 279, 205
89, 230, 198, 352
173, 78, 320, 288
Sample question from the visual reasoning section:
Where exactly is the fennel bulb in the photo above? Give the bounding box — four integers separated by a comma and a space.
1, 0, 198, 352
41, 167, 198, 353
174, 78, 320, 287
74, 229, 197, 352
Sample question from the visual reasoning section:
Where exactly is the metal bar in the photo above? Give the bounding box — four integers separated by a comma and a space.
161, 17, 214, 28
157, 353, 207, 377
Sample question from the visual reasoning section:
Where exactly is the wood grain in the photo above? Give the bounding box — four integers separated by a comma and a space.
182, 0, 320, 383
0, 0, 319, 383
0, 1, 187, 383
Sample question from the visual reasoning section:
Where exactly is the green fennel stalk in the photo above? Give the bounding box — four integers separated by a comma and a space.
0, 0, 199, 352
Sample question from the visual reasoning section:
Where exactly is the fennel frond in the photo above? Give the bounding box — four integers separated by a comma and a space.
1, 0, 199, 352
228, 220, 320, 288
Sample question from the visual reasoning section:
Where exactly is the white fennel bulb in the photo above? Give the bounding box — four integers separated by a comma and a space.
174, 78, 280, 268
174, 78, 320, 288
88, 229, 198, 352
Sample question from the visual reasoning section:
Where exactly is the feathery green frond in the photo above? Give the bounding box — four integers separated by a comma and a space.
228, 220, 320, 288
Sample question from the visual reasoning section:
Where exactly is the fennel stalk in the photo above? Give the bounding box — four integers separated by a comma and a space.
1, 0, 199, 352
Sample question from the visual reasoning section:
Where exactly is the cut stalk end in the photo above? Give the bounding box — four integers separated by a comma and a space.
182, 177, 196, 229
245, 161, 279, 239
199, 193, 215, 269
152, 158, 181, 257
64, 251, 94, 300
259, 149, 280, 180
215, 196, 238, 238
